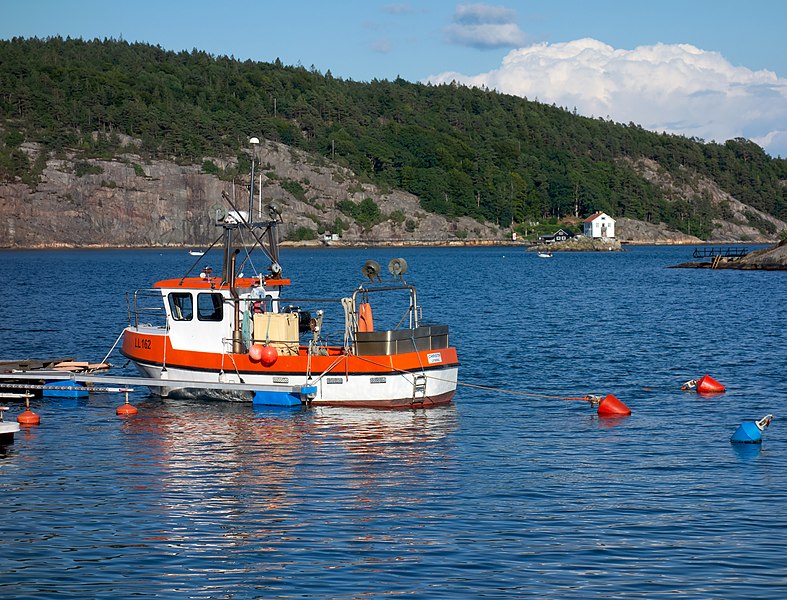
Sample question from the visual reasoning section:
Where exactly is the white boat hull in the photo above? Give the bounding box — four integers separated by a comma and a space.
131, 360, 458, 408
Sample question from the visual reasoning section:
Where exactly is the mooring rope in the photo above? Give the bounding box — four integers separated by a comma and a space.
100, 329, 126, 365
351, 354, 593, 403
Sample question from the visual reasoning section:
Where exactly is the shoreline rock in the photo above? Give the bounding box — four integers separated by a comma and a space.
670, 239, 787, 270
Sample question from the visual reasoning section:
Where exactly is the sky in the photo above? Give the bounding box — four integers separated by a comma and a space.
3, 0, 787, 157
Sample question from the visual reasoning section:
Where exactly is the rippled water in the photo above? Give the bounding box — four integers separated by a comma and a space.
1, 245, 786, 598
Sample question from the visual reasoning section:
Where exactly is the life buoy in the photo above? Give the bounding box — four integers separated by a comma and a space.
358, 302, 374, 332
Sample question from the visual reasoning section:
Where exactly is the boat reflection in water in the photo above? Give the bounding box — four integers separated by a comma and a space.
118, 400, 459, 546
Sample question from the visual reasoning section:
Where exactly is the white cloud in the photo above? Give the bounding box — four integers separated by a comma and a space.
426, 38, 787, 157
446, 3, 526, 49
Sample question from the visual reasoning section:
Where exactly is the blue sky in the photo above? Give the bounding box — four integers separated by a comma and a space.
3, 1, 787, 156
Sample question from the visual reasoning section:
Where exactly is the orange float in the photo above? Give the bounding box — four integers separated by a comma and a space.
597, 394, 631, 417
696, 374, 725, 394
260, 345, 278, 367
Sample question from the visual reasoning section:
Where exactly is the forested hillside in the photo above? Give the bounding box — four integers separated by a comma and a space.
1, 36, 786, 239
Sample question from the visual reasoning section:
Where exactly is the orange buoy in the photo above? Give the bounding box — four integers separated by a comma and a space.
16, 395, 40, 425
597, 394, 631, 417
116, 403, 138, 416
696, 374, 725, 394
116, 391, 138, 416
260, 345, 278, 367
249, 343, 264, 361
17, 409, 40, 426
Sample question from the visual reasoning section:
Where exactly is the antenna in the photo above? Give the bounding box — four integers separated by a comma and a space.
249, 137, 260, 218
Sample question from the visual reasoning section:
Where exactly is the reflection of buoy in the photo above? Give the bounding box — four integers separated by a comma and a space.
116, 391, 138, 416
731, 414, 773, 444
597, 394, 631, 417
260, 345, 278, 367
249, 343, 263, 361
696, 374, 725, 394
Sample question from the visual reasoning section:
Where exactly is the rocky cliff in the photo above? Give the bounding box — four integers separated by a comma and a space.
627, 157, 785, 243
1, 139, 785, 248
670, 239, 787, 270
0, 139, 504, 248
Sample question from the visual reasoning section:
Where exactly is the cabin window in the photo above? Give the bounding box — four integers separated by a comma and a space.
197, 293, 223, 322
169, 293, 193, 321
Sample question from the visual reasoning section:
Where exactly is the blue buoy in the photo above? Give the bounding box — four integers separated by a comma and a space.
43, 381, 89, 398
730, 414, 773, 444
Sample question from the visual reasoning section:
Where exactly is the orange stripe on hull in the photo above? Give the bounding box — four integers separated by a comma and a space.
122, 329, 459, 376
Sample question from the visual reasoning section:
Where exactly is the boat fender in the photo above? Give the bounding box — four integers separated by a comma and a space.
300, 385, 318, 400
358, 302, 374, 332
249, 343, 264, 361
260, 345, 278, 367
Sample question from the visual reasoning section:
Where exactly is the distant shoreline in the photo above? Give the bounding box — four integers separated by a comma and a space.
0, 239, 773, 251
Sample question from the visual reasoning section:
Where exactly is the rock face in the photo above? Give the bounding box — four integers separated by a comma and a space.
0, 139, 505, 248
1, 140, 785, 249
532, 236, 623, 252
731, 239, 787, 270
628, 157, 785, 243
616, 217, 703, 245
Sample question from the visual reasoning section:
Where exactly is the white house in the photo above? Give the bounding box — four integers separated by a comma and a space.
583, 211, 615, 239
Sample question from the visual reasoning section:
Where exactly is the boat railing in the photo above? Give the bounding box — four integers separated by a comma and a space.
126, 289, 167, 328
351, 283, 419, 329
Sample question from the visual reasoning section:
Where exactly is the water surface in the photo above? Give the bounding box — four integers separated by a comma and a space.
0, 245, 785, 598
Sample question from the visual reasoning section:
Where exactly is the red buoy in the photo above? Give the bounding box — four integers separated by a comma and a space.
597, 394, 631, 417
696, 374, 725, 394
260, 345, 278, 367
116, 403, 138, 416
17, 409, 40, 426
248, 343, 263, 361
116, 392, 138, 416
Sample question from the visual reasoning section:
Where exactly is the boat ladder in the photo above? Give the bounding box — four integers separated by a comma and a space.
412, 373, 427, 403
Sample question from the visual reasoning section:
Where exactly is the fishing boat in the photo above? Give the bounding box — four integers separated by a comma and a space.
537, 251, 553, 258
120, 169, 459, 409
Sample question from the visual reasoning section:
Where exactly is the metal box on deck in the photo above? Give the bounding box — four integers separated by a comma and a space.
354, 325, 449, 356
